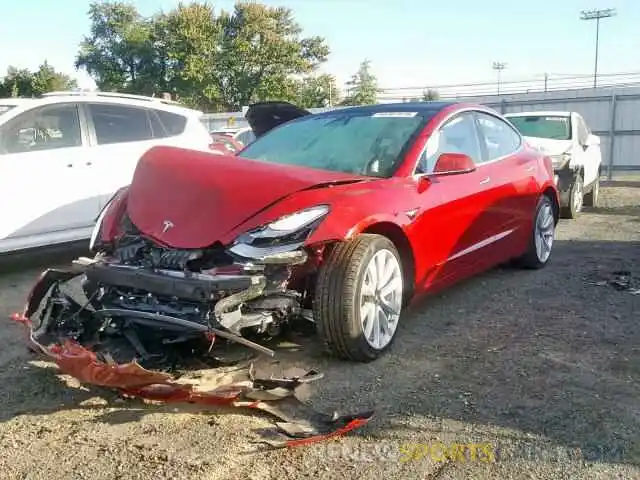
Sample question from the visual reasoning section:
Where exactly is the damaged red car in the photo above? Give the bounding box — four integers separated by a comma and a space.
22, 100, 559, 369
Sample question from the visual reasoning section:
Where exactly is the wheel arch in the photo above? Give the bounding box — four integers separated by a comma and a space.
362, 221, 416, 304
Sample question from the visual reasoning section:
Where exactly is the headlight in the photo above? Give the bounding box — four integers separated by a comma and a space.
252, 205, 329, 238
229, 205, 330, 263
89, 199, 112, 251
550, 152, 571, 169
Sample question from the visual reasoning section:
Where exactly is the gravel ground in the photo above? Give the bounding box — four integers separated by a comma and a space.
0, 183, 639, 480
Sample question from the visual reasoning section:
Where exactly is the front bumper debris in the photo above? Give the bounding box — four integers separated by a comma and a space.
10, 266, 374, 448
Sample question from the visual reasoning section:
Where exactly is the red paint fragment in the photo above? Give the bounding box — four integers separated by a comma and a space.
9, 312, 374, 447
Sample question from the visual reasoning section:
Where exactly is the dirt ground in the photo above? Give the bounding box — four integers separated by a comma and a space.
0, 183, 638, 480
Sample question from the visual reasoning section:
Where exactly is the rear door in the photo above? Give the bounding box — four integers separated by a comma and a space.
0, 102, 98, 250
84, 103, 204, 211
83, 103, 174, 211
473, 111, 534, 262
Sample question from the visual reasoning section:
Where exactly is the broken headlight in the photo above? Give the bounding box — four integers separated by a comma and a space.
550, 152, 571, 170
228, 205, 330, 264
89, 198, 114, 251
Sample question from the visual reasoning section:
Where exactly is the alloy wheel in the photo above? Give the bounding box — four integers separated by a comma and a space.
359, 249, 403, 350
534, 202, 555, 263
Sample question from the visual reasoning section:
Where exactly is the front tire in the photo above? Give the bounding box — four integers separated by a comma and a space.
516, 195, 556, 269
561, 172, 583, 219
314, 234, 405, 362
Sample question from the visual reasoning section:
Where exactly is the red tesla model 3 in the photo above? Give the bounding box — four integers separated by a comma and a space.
23, 101, 559, 367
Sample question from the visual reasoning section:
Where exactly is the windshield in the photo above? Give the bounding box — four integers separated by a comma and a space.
238, 111, 429, 177
507, 115, 572, 141
0, 105, 16, 116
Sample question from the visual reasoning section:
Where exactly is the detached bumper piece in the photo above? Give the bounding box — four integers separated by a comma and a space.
10, 267, 373, 448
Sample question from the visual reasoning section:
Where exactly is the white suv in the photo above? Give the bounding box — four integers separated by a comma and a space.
505, 111, 602, 219
0, 91, 214, 254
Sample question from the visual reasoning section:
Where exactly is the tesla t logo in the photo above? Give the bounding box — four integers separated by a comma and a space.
161, 220, 174, 234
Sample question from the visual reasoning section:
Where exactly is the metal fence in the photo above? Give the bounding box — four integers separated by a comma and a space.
201, 85, 640, 179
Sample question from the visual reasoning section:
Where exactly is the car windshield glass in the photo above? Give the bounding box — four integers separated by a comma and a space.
507, 115, 571, 140
238, 111, 429, 177
0, 105, 16, 116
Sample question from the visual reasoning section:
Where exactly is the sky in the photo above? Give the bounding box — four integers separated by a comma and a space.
1, 0, 638, 96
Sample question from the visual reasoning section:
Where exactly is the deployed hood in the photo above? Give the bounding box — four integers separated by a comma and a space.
245, 101, 311, 138
126, 146, 365, 249
523, 136, 573, 156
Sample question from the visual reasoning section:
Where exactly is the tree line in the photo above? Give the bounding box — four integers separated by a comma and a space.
0, 1, 439, 111
0, 62, 77, 98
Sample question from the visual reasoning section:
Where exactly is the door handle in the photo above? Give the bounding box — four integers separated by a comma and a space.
525, 165, 536, 172
86, 161, 92, 166
479, 177, 491, 185
66, 163, 73, 168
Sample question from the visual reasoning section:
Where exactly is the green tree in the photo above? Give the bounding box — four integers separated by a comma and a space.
0, 67, 35, 97
422, 88, 440, 101
215, 2, 329, 109
0, 63, 75, 98
159, 2, 221, 110
294, 73, 340, 108
342, 59, 378, 106
75, 1, 331, 111
31, 61, 77, 94
75, 1, 160, 94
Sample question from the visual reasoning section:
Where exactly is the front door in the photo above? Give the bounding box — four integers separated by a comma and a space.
575, 114, 601, 186
0, 103, 98, 250
412, 111, 502, 290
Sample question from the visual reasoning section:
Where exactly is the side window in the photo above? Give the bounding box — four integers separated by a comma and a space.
416, 112, 482, 174
88, 103, 153, 145
155, 110, 187, 137
475, 112, 522, 161
0, 103, 82, 155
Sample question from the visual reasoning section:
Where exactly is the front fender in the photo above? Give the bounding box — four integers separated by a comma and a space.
306, 210, 412, 245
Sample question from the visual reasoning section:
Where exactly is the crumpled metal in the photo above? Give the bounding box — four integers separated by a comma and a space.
10, 306, 373, 448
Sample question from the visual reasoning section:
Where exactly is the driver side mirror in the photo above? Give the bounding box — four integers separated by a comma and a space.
432, 152, 476, 175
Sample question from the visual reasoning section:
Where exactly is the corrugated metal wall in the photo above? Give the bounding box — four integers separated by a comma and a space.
201, 86, 640, 177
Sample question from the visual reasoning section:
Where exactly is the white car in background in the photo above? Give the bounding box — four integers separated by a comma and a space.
0, 91, 214, 254
505, 111, 602, 218
210, 126, 256, 146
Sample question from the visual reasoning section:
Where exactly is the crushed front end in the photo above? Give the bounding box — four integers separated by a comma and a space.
11, 202, 372, 446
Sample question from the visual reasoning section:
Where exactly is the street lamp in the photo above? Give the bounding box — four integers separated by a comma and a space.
580, 8, 617, 88
492, 61, 507, 95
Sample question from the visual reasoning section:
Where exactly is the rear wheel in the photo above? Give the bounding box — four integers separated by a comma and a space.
516, 195, 556, 269
584, 175, 600, 208
314, 234, 405, 362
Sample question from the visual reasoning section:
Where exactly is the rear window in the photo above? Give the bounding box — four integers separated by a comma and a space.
155, 110, 187, 136
507, 115, 572, 141
0, 105, 16, 116
88, 103, 153, 144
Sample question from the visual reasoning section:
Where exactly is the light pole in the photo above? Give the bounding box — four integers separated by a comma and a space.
492, 62, 507, 95
580, 8, 616, 88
